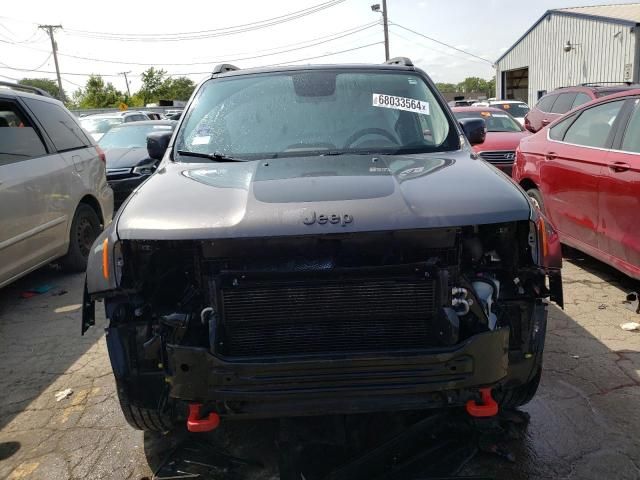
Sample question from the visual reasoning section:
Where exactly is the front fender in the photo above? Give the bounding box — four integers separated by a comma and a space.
86, 225, 120, 295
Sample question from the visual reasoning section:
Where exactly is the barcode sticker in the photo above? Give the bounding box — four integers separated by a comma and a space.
372, 93, 430, 115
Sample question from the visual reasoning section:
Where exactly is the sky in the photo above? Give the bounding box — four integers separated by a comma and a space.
1, 0, 639, 94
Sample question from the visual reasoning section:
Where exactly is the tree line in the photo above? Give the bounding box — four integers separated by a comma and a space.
436, 77, 496, 97
18, 67, 196, 109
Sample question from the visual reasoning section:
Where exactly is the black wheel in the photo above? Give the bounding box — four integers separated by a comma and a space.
495, 367, 542, 409
115, 377, 177, 432
526, 187, 545, 213
60, 204, 101, 272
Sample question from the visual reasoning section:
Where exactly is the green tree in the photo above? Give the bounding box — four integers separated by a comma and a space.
137, 69, 196, 104
18, 78, 64, 98
435, 82, 458, 93
456, 77, 488, 94
138, 67, 167, 105
73, 75, 125, 108
161, 76, 196, 101
487, 77, 496, 97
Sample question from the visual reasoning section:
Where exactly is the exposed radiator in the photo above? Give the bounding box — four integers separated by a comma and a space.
218, 268, 440, 357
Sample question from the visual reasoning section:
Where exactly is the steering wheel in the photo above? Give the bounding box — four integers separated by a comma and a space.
343, 128, 399, 149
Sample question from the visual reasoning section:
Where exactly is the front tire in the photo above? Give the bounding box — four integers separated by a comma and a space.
495, 368, 542, 409
526, 187, 545, 213
60, 204, 101, 272
115, 377, 177, 433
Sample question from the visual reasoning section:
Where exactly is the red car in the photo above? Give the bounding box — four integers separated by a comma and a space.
524, 84, 638, 133
453, 107, 530, 175
513, 89, 640, 280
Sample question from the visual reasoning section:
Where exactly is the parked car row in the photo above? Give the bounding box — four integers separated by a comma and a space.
452, 106, 529, 175
79, 109, 182, 140
472, 100, 530, 125
98, 120, 177, 209
524, 84, 638, 132
456, 84, 640, 281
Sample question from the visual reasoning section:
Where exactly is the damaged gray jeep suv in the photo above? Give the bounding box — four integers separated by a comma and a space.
83, 58, 563, 433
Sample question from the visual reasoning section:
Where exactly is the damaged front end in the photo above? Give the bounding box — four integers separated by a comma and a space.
84, 215, 562, 424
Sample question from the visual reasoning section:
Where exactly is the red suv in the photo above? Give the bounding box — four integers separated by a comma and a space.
513, 89, 640, 279
524, 84, 637, 133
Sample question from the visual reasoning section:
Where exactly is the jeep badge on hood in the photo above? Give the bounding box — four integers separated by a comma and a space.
303, 211, 353, 226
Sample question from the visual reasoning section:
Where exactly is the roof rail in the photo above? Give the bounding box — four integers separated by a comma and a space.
580, 81, 632, 87
0, 81, 53, 97
212, 64, 240, 75
384, 57, 414, 67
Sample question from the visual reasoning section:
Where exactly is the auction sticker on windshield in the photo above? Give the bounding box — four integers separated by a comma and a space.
372, 93, 430, 115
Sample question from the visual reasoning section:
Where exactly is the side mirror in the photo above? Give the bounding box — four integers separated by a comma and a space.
147, 131, 172, 161
459, 118, 486, 145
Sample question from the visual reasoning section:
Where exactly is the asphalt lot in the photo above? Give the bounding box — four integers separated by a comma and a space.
0, 250, 639, 479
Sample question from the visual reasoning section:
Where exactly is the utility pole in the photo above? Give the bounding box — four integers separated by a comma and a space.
371, 2, 390, 61
382, 0, 390, 61
38, 25, 64, 101
119, 71, 132, 97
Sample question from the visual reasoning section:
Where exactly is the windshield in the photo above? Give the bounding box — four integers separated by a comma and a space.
80, 116, 123, 134
492, 102, 529, 118
176, 70, 458, 160
454, 111, 523, 132
99, 123, 174, 149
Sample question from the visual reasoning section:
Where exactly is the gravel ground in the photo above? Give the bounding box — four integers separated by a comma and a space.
0, 250, 639, 479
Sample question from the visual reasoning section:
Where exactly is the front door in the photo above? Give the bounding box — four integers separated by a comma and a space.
540, 99, 625, 250
598, 98, 640, 275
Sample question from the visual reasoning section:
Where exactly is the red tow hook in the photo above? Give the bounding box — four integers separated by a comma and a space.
465, 387, 499, 417
187, 403, 220, 432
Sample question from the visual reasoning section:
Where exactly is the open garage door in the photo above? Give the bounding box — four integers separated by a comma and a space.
502, 68, 529, 103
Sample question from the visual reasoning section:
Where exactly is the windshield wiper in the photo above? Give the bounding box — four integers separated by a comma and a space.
176, 150, 245, 162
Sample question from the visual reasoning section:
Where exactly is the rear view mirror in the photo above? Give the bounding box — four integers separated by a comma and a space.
147, 131, 172, 161
459, 118, 486, 145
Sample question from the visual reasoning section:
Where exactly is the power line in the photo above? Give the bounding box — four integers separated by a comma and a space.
0, 22, 380, 71
258, 42, 383, 68
0, 63, 119, 77
0, 52, 51, 72
0, 26, 43, 44
64, 1, 346, 42
67, 0, 343, 37
388, 30, 490, 66
0, 41, 383, 78
53, 22, 379, 66
0, 72, 20, 81
62, 77, 83, 88
390, 23, 494, 65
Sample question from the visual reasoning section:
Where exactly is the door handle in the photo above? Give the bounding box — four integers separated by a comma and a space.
545, 152, 557, 161
610, 161, 630, 173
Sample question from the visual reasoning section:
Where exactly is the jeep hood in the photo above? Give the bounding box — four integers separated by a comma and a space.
115, 152, 531, 240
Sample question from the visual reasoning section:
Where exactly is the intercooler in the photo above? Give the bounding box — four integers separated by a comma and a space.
215, 264, 443, 357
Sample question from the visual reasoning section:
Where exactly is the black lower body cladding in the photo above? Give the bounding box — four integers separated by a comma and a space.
99, 222, 559, 429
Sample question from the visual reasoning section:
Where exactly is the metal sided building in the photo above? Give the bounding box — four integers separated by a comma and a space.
495, 4, 640, 107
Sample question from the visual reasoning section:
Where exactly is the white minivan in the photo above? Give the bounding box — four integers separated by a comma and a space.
0, 82, 113, 287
